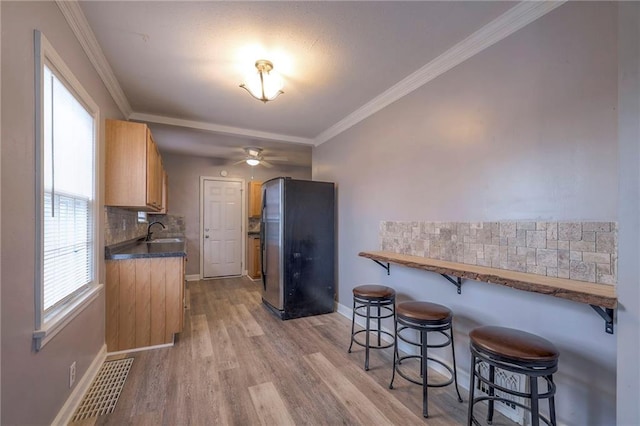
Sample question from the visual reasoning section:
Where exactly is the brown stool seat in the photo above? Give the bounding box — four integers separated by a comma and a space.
353, 284, 396, 299
396, 301, 452, 324
467, 326, 559, 426
470, 326, 559, 364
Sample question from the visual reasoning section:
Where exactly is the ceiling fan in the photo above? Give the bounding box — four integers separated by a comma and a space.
233, 147, 288, 168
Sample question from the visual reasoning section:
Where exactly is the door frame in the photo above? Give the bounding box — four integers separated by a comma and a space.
199, 176, 246, 279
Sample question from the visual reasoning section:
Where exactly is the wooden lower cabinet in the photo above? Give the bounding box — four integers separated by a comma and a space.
247, 236, 261, 279
106, 256, 184, 352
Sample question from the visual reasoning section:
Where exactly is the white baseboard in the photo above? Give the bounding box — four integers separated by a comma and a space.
107, 340, 174, 357
52, 344, 107, 426
185, 274, 200, 282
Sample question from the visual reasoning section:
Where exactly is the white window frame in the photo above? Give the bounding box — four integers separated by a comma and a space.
33, 30, 103, 350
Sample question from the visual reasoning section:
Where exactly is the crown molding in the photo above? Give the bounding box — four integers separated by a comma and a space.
54, 0, 311, 145
56, 0, 132, 118
57, 0, 564, 148
129, 113, 315, 145
313, 0, 566, 146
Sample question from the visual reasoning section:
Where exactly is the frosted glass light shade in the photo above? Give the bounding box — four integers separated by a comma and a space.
246, 158, 260, 166
240, 60, 284, 103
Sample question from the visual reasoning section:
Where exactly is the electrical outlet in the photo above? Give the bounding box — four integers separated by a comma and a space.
69, 361, 76, 388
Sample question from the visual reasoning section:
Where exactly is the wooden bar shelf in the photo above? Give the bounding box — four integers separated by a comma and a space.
359, 250, 617, 333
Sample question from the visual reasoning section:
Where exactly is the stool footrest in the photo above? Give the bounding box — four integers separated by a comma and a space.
350, 329, 394, 350
393, 355, 456, 388
470, 395, 554, 426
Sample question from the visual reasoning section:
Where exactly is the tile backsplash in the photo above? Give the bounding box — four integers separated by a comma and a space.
105, 207, 185, 246
105, 207, 147, 245
147, 213, 186, 238
248, 217, 261, 233
380, 221, 617, 285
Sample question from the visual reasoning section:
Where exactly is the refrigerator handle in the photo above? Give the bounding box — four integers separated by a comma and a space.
260, 191, 267, 290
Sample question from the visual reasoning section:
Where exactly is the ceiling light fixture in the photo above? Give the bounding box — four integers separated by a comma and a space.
240, 59, 284, 103
244, 147, 263, 166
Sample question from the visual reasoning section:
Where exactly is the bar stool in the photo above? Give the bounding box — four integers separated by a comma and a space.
389, 301, 463, 418
347, 285, 396, 371
468, 326, 559, 426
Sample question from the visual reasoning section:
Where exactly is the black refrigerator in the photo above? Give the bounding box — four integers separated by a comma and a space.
260, 177, 335, 320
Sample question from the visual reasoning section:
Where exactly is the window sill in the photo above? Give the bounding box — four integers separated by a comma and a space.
33, 284, 104, 351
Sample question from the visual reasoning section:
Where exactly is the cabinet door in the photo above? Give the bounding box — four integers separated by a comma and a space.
247, 237, 255, 278
155, 155, 164, 208
253, 238, 261, 278
165, 257, 184, 339
105, 261, 120, 351
146, 131, 159, 210
106, 119, 166, 211
105, 119, 147, 208
105, 257, 185, 352
248, 181, 263, 217
159, 170, 168, 214
247, 237, 261, 279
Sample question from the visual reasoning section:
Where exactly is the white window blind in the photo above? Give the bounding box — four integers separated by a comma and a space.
42, 65, 95, 312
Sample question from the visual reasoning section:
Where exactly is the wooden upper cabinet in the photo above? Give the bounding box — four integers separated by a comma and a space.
106, 119, 164, 211
248, 181, 263, 217
159, 171, 169, 214
145, 130, 162, 209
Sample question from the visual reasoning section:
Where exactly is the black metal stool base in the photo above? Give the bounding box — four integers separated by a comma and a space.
347, 290, 396, 371
389, 307, 463, 418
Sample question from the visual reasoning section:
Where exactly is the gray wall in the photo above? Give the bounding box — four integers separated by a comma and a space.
616, 2, 640, 424
0, 3, 3, 420
160, 151, 311, 275
313, 3, 620, 424
1, 2, 123, 424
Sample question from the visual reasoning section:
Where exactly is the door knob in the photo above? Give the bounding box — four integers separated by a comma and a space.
205, 235, 209, 239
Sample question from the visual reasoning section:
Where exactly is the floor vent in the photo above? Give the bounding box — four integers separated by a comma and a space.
72, 358, 133, 421
477, 362, 526, 424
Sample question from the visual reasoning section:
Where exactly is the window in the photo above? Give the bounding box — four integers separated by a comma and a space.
34, 31, 102, 350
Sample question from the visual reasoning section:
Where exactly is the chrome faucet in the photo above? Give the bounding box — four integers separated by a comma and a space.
146, 221, 166, 241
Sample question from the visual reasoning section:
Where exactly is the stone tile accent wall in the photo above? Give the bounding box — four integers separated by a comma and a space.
105, 208, 187, 246
104, 207, 147, 245
248, 217, 261, 233
148, 213, 186, 238
380, 221, 617, 285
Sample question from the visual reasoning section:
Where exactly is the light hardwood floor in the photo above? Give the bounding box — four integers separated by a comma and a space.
76, 277, 518, 425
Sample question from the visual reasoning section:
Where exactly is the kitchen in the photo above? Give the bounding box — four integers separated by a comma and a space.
1, 1, 639, 425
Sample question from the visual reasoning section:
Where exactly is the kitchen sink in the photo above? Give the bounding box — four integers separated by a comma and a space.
146, 238, 184, 243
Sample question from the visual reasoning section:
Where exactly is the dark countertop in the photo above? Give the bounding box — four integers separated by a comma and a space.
248, 232, 260, 237
105, 237, 186, 260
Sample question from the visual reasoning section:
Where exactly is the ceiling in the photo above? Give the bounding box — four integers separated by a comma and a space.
78, 1, 517, 165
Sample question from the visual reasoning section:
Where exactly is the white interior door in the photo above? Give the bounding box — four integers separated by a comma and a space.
203, 179, 242, 278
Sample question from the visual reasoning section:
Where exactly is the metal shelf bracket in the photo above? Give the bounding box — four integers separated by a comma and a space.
590, 305, 615, 334
441, 274, 463, 294
372, 259, 390, 275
